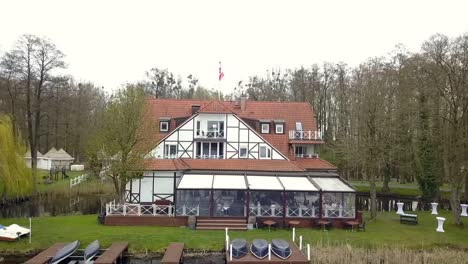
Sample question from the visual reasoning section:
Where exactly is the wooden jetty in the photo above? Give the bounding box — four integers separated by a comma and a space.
226, 241, 308, 264
161, 242, 185, 264
25, 242, 69, 264
94, 242, 129, 264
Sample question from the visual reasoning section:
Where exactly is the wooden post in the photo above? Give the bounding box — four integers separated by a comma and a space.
268, 244, 271, 260
299, 236, 302, 250
292, 227, 295, 242
29, 217, 31, 244
173, 172, 177, 217
307, 244, 310, 260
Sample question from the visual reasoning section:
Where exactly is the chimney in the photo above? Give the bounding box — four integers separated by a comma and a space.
240, 96, 247, 111
191, 104, 200, 115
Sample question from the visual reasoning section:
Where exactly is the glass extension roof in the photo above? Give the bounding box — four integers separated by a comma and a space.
177, 174, 355, 192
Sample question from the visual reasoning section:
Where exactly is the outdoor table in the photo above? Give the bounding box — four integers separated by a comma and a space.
436, 217, 446, 232
396, 202, 404, 215
431, 202, 438, 215
288, 220, 300, 229
345, 220, 359, 232
461, 204, 468, 216
317, 220, 331, 231
263, 220, 277, 232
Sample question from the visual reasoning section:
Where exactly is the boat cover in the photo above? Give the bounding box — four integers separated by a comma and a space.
50, 240, 80, 264
231, 239, 247, 259
271, 239, 292, 259
250, 239, 269, 259
84, 240, 100, 261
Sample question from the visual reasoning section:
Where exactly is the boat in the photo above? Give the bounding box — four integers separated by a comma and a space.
84, 240, 100, 262
250, 239, 269, 259
0, 228, 18, 241
0, 224, 30, 241
50, 240, 80, 264
230, 239, 247, 258
271, 239, 292, 259
6, 224, 30, 236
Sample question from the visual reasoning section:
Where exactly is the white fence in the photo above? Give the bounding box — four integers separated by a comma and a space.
323, 206, 355, 218
289, 130, 322, 140
70, 174, 88, 188
106, 203, 174, 216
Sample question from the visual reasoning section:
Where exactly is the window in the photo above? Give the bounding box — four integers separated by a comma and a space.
259, 146, 271, 159
261, 123, 270, 134
275, 123, 284, 134
295, 146, 307, 157
160, 121, 169, 132
196, 121, 201, 136
239, 147, 248, 158
207, 121, 224, 137
196, 142, 224, 159
295, 122, 303, 131
164, 144, 177, 158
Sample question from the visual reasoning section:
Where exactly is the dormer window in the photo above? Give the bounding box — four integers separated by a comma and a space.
159, 117, 171, 132
260, 119, 271, 134
274, 119, 285, 134
295, 122, 303, 131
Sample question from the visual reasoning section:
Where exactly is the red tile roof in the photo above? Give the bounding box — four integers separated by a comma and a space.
293, 158, 337, 170
143, 158, 306, 172
148, 98, 318, 157
198, 100, 235, 114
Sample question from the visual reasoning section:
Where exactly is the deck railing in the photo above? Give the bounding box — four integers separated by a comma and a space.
175, 204, 200, 216
286, 206, 318, 217
289, 130, 322, 140
106, 203, 174, 216
249, 204, 283, 217
323, 205, 355, 218
70, 174, 88, 188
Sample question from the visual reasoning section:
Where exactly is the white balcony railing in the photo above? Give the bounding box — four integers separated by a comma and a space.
294, 154, 319, 159
289, 130, 322, 140
195, 154, 224, 159
176, 204, 200, 216
106, 203, 174, 216
196, 129, 225, 138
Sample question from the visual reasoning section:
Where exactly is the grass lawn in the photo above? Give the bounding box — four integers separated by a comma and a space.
0, 211, 467, 255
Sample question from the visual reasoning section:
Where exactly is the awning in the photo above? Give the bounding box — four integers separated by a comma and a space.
213, 175, 247, 190
177, 174, 355, 192
279, 176, 318, 191
177, 174, 213, 189
246, 176, 283, 190
310, 177, 354, 192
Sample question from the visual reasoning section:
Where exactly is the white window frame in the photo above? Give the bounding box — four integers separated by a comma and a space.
295, 122, 303, 131
160, 121, 169, 132
239, 146, 248, 158
259, 146, 271, 159
261, 123, 270, 134
275, 123, 284, 134
164, 144, 177, 158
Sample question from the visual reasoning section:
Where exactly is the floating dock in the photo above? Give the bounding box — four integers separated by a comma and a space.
94, 242, 129, 264
225, 241, 308, 264
161, 242, 185, 264
25, 242, 69, 264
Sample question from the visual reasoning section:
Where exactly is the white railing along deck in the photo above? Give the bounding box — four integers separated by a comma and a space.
289, 130, 322, 140
249, 204, 283, 217
106, 203, 174, 216
323, 205, 355, 218
195, 129, 225, 138
286, 206, 318, 217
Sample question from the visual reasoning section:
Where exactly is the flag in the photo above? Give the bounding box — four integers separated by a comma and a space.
219, 61, 224, 81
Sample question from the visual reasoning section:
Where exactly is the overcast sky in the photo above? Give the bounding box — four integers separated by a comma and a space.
1, 0, 468, 94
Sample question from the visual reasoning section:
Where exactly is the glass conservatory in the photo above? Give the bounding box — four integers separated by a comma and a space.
174, 174, 356, 219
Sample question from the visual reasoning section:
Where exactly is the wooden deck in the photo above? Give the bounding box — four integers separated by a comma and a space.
25, 242, 68, 264
94, 242, 129, 264
161, 242, 184, 264
226, 241, 308, 264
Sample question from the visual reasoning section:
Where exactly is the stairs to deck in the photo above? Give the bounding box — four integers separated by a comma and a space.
196, 218, 248, 231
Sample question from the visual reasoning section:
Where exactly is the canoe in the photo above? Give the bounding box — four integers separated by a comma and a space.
84, 240, 100, 262
231, 239, 247, 259
250, 239, 269, 259
50, 240, 80, 264
271, 239, 292, 259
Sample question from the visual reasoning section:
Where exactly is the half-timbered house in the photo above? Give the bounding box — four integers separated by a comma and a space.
104, 97, 357, 229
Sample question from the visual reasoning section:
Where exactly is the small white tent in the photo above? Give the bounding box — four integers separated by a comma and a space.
24, 147, 75, 170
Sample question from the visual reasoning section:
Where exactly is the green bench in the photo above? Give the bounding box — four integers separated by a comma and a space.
400, 213, 418, 225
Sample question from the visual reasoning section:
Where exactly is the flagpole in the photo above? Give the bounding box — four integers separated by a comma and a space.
218, 61, 221, 100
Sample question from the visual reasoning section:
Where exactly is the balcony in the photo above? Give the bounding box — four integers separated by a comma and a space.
195, 129, 225, 139
289, 130, 322, 141
295, 153, 319, 159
